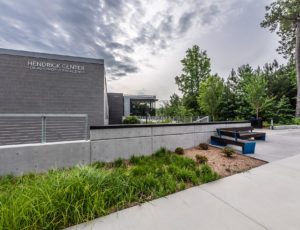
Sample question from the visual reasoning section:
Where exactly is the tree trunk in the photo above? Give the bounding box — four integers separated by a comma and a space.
296, 21, 300, 117
256, 108, 259, 120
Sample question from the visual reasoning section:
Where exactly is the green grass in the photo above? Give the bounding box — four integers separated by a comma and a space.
0, 147, 220, 230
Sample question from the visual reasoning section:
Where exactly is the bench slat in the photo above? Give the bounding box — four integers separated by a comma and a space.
216, 126, 253, 132
211, 136, 246, 147
239, 132, 265, 139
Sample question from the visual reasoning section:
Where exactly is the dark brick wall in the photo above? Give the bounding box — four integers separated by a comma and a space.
0, 53, 105, 126
107, 93, 124, 124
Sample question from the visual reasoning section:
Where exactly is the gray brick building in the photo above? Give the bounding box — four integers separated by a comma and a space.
0, 48, 108, 126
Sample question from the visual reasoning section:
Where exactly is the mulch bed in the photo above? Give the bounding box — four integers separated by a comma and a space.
183, 146, 267, 177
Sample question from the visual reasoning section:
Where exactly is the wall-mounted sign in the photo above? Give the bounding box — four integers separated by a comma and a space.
26, 60, 85, 74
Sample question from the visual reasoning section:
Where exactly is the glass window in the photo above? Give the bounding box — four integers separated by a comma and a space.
130, 100, 156, 116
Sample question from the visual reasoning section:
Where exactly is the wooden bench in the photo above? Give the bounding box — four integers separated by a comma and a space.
211, 126, 264, 154
216, 127, 266, 141
211, 135, 256, 154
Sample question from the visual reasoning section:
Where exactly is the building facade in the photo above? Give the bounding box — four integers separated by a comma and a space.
0, 48, 108, 126
107, 93, 157, 124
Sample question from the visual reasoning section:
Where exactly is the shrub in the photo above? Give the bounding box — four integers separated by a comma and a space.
174, 147, 184, 155
160, 118, 173, 124
199, 143, 209, 150
293, 118, 300, 125
195, 154, 208, 164
122, 116, 140, 124
222, 147, 235, 157
142, 120, 155, 124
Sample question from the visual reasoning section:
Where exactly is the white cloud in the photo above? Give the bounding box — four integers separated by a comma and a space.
0, 0, 283, 101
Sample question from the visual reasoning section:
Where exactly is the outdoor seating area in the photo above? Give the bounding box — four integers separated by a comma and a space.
211, 127, 266, 154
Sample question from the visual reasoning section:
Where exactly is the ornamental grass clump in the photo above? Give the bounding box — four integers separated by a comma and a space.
0, 147, 220, 230
174, 147, 184, 155
199, 143, 209, 150
195, 154, 208, 164
129, 155, 140, 165
223, 147, 236, 157
114, 158, 126, 168
200, 164, 221, 183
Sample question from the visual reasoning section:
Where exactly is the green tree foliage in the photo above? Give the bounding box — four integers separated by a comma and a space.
274, 96, 295, 124
161, 93, 182, 116
161, 43, 297, 123
244, 74, 269, 119
226, 66, 253, 120
264, 60, 297, 108
218, 83, 237, 121
261, 0, 300, 58
175, 45, 211, 115
158, 93, 193, 118
197, 75, 224, 121
261, 0, 300, 117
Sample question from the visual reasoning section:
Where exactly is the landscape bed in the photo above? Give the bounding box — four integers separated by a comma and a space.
0, 147, 219, 230
0, 146, 266, 229
184, 146, 267, 177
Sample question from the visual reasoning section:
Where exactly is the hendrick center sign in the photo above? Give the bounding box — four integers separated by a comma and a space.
26, 59, 85, 74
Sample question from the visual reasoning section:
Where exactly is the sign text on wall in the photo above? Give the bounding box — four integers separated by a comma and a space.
26, 60, 85, 74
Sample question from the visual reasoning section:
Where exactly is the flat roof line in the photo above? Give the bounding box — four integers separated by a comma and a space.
124, 94, 156, 98
0, 48, 104, 64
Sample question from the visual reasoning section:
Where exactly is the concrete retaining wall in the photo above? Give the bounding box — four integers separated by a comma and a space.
0, 121, 250, 175
90, 122, 250, 162
273, 125, 300, 130
0, 140, 90, 175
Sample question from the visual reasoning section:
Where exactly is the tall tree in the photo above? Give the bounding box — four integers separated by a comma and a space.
261, 0, 300, 117
197, 75, 224, 121
175, 45, 211, 114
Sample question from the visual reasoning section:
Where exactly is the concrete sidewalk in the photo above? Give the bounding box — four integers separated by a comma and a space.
252, 129, 300, 162
67, 153, 300, 230
224, 129, 300, 162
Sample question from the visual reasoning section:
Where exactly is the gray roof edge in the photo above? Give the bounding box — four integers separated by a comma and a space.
0, 48, 104, 64
123, 94, 157, 100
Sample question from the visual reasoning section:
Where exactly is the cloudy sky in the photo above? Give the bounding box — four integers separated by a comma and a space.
0, 0, 284, 101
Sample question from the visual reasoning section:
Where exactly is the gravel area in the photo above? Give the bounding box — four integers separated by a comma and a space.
183, 146, 267, 177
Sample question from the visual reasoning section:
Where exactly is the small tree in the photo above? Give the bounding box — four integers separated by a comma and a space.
244, 75, 268, 119
197, 75, 224, 121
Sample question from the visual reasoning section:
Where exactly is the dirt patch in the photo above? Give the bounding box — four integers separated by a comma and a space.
184, 146, 267, 177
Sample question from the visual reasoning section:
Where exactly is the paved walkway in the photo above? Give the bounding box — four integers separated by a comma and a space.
67, 129, 300, 230
251, 129, 300, 162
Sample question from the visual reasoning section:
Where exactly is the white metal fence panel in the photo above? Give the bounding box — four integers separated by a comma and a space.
0, 114, 88, 146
